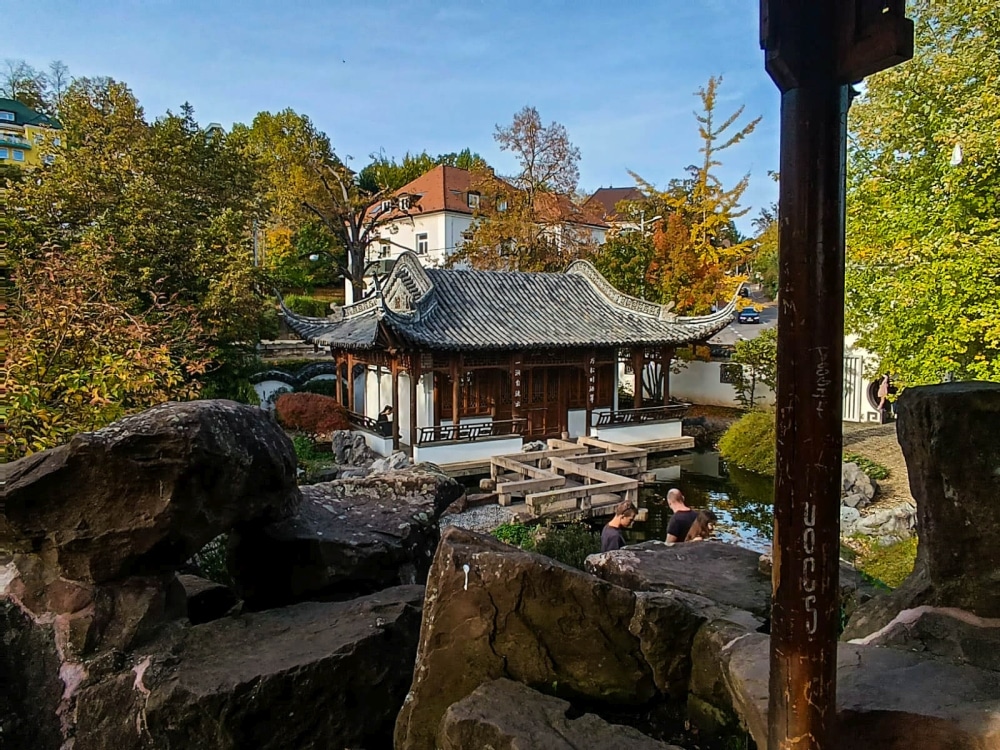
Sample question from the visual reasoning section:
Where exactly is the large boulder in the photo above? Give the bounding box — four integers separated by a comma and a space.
437, 679, 683, 749
69, 585, 425, 750
394, 527, 660, 750
229, 467, 464, 608
585, 541, 773, 619
176, 574, 238, 625
2, 400, 300, 583
717, 632, 1000, 749
846, 382, 1000, 638
895, 382, 1000, 616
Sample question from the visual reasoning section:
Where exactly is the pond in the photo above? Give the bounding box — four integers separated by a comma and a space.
623, 451, 775, 552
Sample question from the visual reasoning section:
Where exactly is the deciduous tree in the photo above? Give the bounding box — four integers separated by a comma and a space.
633, 76, 760, 314
731, 327, 778, 409
452, 107, 597, 271
845, 0, 1000, 384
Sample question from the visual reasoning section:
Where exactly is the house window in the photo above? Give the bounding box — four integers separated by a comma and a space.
42, 154, 55, 165
0, 111, 14, 122
399, 196, 410, 210
497, 199, 507, 212
13, 149, 25, 162
380, 200, 392, 214
379, 242, 392, 258
0, 148, 8, 160
416, 233, 429, 255
467, 192, 480, 209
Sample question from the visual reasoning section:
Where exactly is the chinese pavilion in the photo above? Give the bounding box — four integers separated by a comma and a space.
281, 252, 735, 462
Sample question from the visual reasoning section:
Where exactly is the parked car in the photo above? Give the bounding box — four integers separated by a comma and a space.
737, 306, 761, 324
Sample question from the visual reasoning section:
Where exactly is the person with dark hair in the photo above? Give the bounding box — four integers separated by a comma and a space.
665, 489, 698, 544
377, 405, 393, 437
684, 510, 719, 542
600, 500, 637, 553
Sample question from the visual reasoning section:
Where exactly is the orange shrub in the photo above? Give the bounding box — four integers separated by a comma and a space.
274, 392, 350, 436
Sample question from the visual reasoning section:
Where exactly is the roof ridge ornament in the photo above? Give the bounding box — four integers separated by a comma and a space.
565, 260, 677, 320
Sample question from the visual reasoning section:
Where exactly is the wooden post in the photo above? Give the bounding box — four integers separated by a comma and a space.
631, 348, 644, 410
346, 353, 355, 414
409, 356, 419, 448
451, 354, 461, 429
333, 353, 342, 406
391, 356, 400, 449
660, 346, 674, 406
761, 3, 912, 749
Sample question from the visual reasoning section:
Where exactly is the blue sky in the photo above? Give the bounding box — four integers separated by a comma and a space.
11, 0, 780, 229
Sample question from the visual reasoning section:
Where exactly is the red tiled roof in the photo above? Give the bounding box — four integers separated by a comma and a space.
584, 186, 646, 219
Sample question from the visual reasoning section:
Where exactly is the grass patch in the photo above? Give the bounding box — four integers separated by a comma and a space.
843, 451, 890, 480
846, 535, 917, 588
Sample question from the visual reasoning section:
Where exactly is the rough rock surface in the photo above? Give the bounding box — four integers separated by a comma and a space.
2, 400, 300, 583
722, 632, 1000, 749
394, 528, 660, 750
69, 585, 425, 750
437, 679, 682, 750
0, 600, 64, 749
841, 462, 877, 509
846, 382, 1000, 638
846, 606, 1000, 673
370, 450, 411, 473
230, 467, 464, 608
585, 541, 772, 619
177, 574, 238, 625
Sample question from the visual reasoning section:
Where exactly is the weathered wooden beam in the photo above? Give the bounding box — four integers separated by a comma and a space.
631, 348, 644, 409
391, 356, 400, 449
451, 355, 461, 428
760, 3, 913, 749
346, 353, 355, 413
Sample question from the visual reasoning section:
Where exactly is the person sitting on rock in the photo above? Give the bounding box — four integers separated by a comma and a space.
684, 510, 719, 542
601, 500, 637, 553
665, 489, 699, 544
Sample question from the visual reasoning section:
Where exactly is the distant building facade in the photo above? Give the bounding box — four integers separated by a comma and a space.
0, 99, 62, 169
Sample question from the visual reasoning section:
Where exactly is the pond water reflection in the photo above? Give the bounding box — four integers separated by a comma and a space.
623, 452, 775, 552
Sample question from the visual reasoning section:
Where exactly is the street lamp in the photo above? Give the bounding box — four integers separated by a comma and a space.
640, 210, 662, 234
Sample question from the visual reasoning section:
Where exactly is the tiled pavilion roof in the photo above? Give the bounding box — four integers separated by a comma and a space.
281, 253, 737, 352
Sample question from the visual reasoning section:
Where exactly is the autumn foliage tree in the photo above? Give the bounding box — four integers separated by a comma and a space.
452, 106, 598, 271
633, 76, 760, 314
845, 0, 1000, 384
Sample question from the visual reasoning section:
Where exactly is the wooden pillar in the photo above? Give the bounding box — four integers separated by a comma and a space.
450, 354, 461, 428
585, 350, 596, 436
332, 353, 342, 406
346, 353, 355, 413
660, 346, 674, 406
391, 356, 400, 449
631, 348, 644, 409
409, 356, 419, 448
760, 3, 912, 749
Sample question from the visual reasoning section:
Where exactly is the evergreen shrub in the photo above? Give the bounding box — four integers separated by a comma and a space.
718, 409, 776, 476
283, 295, 331, 318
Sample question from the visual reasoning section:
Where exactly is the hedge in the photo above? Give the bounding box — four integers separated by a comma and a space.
718, 409, 776, 476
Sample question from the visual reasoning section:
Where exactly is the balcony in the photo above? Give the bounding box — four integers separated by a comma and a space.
0, 134, 31, 150
593, 403, 694, 449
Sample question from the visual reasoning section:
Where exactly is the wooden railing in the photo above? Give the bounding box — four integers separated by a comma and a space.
596, 403, 691, 426
348, 410, 392, 437
417, 418, 526, 446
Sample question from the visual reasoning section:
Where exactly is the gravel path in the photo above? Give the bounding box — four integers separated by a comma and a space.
842, 421, 915, 512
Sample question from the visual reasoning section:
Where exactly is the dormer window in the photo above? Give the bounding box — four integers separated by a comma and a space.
467, 192, 481, 209
0, 111, 14, 122
399, 196, 410, 211
380, 200, 392, 214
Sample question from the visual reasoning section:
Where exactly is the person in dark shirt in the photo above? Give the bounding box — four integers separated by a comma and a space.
665, 489, 698, 544
600, 500, 637, 553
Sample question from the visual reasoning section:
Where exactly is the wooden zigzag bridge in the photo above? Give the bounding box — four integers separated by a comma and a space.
489, 436, 652, 522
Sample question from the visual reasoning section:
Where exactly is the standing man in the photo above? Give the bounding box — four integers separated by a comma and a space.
665, 489, 698, 544
600, 500, 637, 553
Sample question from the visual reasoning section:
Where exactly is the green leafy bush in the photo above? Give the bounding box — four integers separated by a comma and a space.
534, 524, 601, 570
843, 451, 890, 481
275, 392, 350, 435
292, 434, 324, 462
188, 534, 233, 587
283, 295, 331, 318
718, 409, 776, 476
849, 535, 917, 588
492, 523, 536, 550
297, 379, 340, 398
